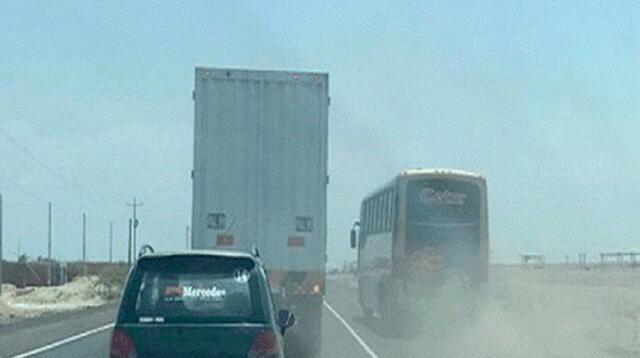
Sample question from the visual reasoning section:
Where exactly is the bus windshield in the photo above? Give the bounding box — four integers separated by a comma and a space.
405, 178, 481, 262
406, 179, 480, 225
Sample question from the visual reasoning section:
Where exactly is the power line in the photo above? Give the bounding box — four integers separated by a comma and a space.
0, 175, 49, 202
0, 126, 113, 211
0, 125, 69, 181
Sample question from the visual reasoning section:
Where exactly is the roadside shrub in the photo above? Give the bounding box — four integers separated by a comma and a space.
94, 265, 130, 300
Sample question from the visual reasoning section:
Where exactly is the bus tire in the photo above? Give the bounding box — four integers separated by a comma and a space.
362, 305, 374, 320
379, 283, 402, 330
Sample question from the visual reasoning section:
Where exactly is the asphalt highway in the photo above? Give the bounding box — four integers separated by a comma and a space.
2, 275, 432, 358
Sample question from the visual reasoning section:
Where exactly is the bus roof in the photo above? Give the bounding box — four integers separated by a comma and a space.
400, 168, 485, 178
362, 168, 485, 201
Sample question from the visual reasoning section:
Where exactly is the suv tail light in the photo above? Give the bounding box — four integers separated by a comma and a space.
248, 330, 278, 358
110, 329, 137, 358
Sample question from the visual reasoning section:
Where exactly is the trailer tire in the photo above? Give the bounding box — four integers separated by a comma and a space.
285, 297, 323, 358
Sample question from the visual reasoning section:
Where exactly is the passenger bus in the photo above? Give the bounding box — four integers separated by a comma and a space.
350, 168, 488, 318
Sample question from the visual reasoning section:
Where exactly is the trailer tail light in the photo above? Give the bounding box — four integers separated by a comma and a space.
248, 330, 279, 358
216, 234, 234, 246
268, 270, 325, 296
110, 329, 137, 358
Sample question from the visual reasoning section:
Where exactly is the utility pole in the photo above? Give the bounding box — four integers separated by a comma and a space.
127, 198, 142, 258
186, 225, 190, 250
0, 195, 3, 295
109, 221, 113, 263
127, 218, 132, 265
47, 202, 52, 285
82, 213, 86, 262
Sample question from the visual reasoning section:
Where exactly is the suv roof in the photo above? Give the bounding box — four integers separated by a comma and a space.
137, 249, 263, 264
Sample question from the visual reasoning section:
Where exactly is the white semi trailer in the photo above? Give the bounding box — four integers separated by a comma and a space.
191, 67, 329, 357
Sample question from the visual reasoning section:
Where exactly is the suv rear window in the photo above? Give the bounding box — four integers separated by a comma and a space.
122, 255, 266, 324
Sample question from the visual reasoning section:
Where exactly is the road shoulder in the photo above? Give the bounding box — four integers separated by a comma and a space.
0, 302, 118, 357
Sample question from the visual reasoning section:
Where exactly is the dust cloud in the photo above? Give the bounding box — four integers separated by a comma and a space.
409, 265, 640, 358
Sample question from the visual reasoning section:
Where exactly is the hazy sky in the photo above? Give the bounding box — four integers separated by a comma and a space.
1, 1, 639, 266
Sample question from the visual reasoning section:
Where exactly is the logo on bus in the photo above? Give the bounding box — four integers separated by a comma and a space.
420, 187, 467, 206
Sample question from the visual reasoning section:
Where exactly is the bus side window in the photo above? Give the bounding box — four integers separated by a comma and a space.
375, 195, 381, 233
383, 191, 388, 231
370, 198, 375, 233
383, 192, 388, 231
382, 193, 388, 231
360, 204, 365, 236
373, 196, 378, 233
389, 191, 395, 229
365, 200, 370, 235
364, 200, 369, 234
371, 197, 376, 233
386, 191, 391, 231
369, 198, 375, 234
379, 194, 384, 232
364, 200, 371, 234
387, 190, 393, 230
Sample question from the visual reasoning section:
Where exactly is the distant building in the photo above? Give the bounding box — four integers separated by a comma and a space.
520, 253, 545, 268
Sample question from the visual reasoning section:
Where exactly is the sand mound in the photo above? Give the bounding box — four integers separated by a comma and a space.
0, 276, 105, 320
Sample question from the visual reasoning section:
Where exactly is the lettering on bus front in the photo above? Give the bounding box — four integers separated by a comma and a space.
419, 187, 467, 206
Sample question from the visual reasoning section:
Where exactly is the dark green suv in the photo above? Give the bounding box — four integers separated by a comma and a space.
110, 250, 294, 358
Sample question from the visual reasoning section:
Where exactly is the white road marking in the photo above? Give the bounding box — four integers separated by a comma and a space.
10, 323, 115, 358
11, 302, 378, 358
323, 301, 380, 358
